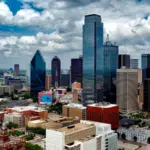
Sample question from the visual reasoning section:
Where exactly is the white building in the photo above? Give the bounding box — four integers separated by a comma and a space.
117, 127, 150, 144
46, 120, 117, 150
116, 68, 139, 113
0, 85, 14, 96
4, 113, 25, 127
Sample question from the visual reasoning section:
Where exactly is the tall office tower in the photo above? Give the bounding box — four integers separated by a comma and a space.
14, 64, 20, 76
45, 75, 50, 91
103, 35, 118, 103
118, 54, 130, 69
60, 72, 70, 87
71, 56, 82, 86
143, 79, 150, 112
116, 69, 139, 113
141, 54, 150, 81
30, 50, 46, 96
130, 59, 138, 69
51, 56, 61, 88
83, 14, 104, 106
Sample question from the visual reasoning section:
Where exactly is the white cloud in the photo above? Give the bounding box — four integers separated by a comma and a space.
1, 0, 150, 68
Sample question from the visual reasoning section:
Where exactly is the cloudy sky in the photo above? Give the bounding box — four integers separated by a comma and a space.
0, 0, 150, 69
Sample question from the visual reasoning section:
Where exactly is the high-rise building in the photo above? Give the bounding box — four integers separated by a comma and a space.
143, 79, 150, 112
71, 56, 82, 86
30, 50, 46, 96
61, 71, 70, 87
14, 64, 20, 76
116, 69, 139, 113
45, 75, 50, 91
130, 59, 138, 69
103, 36, 118, 103
118, 54, 130, 69
83, 14, 104, 106
141, 54, 150, 81
51, 56, 61, 87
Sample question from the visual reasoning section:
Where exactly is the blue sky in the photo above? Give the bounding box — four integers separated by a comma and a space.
0, 0, 150, 69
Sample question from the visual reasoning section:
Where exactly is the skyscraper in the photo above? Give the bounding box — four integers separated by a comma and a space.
83, 14, 104, 105
14, 64, 20, 76
116, 68, 139, 113
51, 56, 61, 87
71, 56, 82, 86
103, 35, 118, 103
30, 50, 46, 96
130, 59, 138, 69
143, 79, 150, 112
118, 54, 130, 69
141, 54, 150, 81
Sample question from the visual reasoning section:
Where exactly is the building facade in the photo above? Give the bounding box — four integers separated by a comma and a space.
86, 103, 119, 129
71, 56, 82, 86
116, 69, 139, 113
118, 54, 130, 69
143, 79, 150, 112
0, 85, 14, 96
45, 75, 50, 91
60, 73, 70, 87
141, 54, 150, 81
8, 78, 23, 90
130, 59, 138, 69
62, 103, 86, 120
51, 56, 61, 87
30, 50, 46, 96
118, 127, 150, 144
83, 14, 104, 106
103, 38, 118, 103
4, 113, 25, 127
14, 64, 20, 76
46, 120, 117, 150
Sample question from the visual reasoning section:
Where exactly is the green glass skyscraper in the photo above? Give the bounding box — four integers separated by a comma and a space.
83, 14, 104, 105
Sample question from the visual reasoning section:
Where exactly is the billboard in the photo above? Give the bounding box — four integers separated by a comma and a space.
38, 92, 53, 104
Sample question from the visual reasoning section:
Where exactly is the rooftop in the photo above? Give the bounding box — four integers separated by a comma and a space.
56, 123, 94, 135
7, 106, 46, 112
64, 103, 86, 109
88, 102, 118, 108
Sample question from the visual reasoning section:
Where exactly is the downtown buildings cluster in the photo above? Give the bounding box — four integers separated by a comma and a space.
0, 14, 150, 150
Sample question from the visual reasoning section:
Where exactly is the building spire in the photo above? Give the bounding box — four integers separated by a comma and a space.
106, 34, 109, 42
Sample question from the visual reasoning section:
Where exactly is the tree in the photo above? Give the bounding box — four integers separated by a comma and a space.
25, 133, 35, 141
9, 130, 25, 136
7, 122, 18, 129
66, 87, 71, 92
26, 126, 46, 136
22, 93, 31, 99
48, 102, 63, 115
26, 143, 43, 150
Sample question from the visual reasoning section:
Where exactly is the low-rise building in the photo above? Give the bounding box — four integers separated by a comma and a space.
118, 127, 150, 144
62, 103, 86, 120
28, 116, 79, 129
4, 113, 25, 127
6, 106, 48, 119
0, 85, 14, 96
0, 123, 26, 149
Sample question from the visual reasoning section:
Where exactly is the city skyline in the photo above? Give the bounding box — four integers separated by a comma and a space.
0, 0, 149, 69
